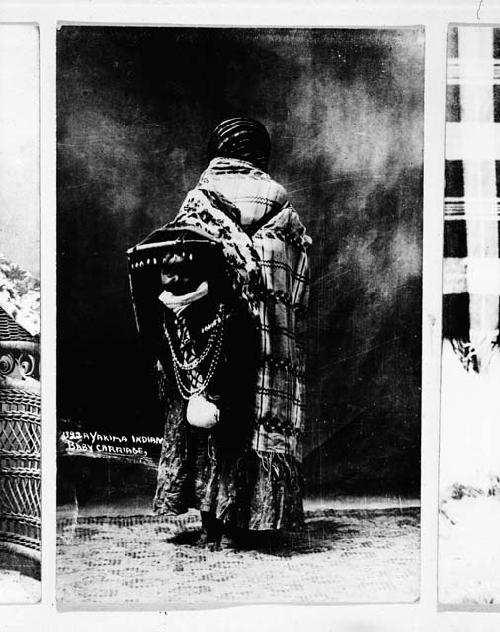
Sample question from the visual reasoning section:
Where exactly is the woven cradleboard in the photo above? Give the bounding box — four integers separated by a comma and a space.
127, 225, 227, 350
0, 306, 41, 560
0, 385, 41, 556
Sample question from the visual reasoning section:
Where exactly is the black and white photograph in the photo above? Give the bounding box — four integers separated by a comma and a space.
439, 24, 500, 608
55, 26, 424, 608
0, 23, 41, 603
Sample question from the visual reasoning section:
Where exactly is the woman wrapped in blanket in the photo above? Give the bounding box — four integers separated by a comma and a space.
153, 117, 311, 549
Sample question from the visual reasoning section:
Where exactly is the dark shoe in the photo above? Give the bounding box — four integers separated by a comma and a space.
196, 531, 222, 551
199, 511, 223, 550
206, 540, 221, 552
222, 525, 252, 550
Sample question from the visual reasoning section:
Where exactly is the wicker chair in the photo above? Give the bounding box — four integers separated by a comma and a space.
0, 306, 41, 564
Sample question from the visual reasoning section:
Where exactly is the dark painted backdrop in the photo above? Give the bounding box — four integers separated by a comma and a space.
57, 27, 424, 495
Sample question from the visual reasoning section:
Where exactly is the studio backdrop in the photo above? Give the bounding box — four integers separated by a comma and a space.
57, 26, 424, 500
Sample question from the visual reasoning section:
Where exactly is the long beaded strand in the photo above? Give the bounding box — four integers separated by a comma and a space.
164, 304, 225, 400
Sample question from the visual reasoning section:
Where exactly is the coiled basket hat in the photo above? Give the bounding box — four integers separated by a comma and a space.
207, 117, 271, 171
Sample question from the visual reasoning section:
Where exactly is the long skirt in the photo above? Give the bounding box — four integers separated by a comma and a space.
153, 386, 304, 531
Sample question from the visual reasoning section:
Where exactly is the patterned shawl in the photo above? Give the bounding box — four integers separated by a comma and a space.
161, 158, 311, 461
444, 26, 500, 372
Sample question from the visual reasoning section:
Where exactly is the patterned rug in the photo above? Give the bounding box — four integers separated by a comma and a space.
57, 507, 419, 608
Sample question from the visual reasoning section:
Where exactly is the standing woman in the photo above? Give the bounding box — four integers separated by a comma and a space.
129, 117, 311, 549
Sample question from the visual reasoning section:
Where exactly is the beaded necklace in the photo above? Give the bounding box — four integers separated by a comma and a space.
163, 304, 225, 400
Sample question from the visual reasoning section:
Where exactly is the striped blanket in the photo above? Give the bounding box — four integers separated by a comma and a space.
169, 158, 311, 461
444, 26, 500, 372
